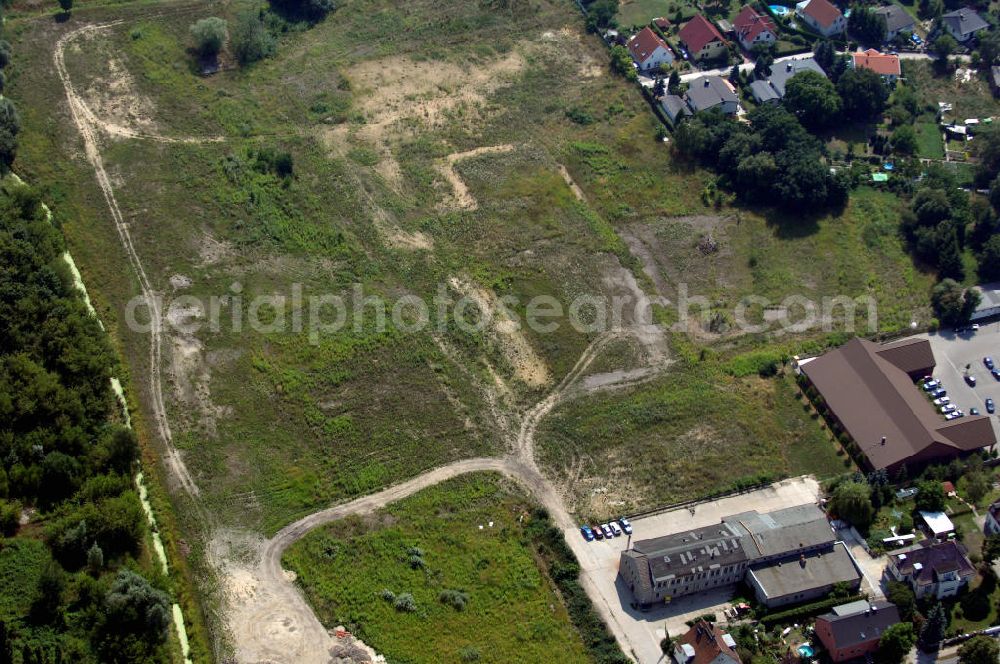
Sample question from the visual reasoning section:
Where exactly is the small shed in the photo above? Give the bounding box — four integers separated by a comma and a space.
919, 510, 955, 540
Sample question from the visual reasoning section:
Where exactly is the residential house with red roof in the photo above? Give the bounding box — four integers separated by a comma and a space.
815, 600, 900, 663
851, 48, 901, 82
627, 26, 675, 72
795, 0, 846, 37
733, 6, 777, 51
678, 15, 728, 61
674, 620, 742, 664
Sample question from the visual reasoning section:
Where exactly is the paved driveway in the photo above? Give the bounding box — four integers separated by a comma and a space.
916, 323, 1000, 445
563, 476, 821, 664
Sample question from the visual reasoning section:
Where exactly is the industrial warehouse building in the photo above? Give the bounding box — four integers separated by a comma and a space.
619, 504, 863, 609
796, 337, 996, 472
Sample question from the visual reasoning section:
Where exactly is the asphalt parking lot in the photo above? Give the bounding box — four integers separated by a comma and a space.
918, 322, 1000, 444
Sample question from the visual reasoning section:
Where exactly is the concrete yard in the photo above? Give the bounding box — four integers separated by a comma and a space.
563, 476, 824, 664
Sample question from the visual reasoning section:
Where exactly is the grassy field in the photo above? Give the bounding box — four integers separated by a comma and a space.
283, 473, 595, 664
617, 0, 698, 28
904, 60, 998, 122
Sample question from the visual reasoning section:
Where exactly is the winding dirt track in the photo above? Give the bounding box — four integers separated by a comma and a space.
54, 20, 669, 664
54, 23, 202, 500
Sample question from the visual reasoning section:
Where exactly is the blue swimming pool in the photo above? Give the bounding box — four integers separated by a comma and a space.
769, 4, 789, 15
798, 645, 815, 658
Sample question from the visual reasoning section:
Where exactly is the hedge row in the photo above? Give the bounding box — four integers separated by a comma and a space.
760, 593, 867, 625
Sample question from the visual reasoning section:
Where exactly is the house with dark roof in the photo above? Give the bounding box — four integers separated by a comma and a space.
795, 0, 846, 36
815, 600, 900, 662
851, 49, 901, 82
750, 57, 827, 103
797, 337, 997, 473
619, 503, 862, 608
685, 76, 740, 114
941, 7, 989, 43
985, 501, 1000, 536
733, 6, 778, 51
674, 620, 742, 664
887, 540, 976, 599
679, 15, 728, 61
627, 27, 675, 72
874, 4, 915, 41
661, 94, 692, 124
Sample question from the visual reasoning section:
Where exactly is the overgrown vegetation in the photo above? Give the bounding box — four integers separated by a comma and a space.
0, 181, 172, 662
283, 474, 617, 663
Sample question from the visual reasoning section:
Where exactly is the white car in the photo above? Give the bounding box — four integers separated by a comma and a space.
934, 396, 950, 406
946, 411, 963, 420
609, 522, 622, 537
941, 404, 957, 414
923, 380, 940, 391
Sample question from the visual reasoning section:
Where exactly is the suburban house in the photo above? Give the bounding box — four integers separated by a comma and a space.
985, 501, 1000, 536
796, 337, 997, 473
679, 15, 728, 61
733, 5, 778, 51
874, 4, 915, 40
795, 0, 846, 36
815, 600, 901, 663
941, 7, 989, 43
750, 57, 828, 103
674, 620, 742, 664
619, 503, 863, 609
851, 49, 901, 82
627, 27, 675, 72
886, 540, 976, 599
685, 76, 740, 114
660, 94, 692, 124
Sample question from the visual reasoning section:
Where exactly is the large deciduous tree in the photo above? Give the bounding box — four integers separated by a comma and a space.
784, 70, 841, 130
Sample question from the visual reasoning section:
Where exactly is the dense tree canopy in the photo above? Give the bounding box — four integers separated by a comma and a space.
674, 105, 847, 211
849, 5, 888, 45
837, 68, 889, 121
830, 481, 875, 529
232, 10, 276, 66
783, 70, 841, 130
877, 623, 915, 664
958, 636, 1000, 664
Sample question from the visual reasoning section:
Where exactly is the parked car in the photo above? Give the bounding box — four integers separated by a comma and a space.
942, 404, 958, 413
988, 398, 995, 414
985, 357, 994, 370
609, 522, 622, 537
967, 375, 977, 386
923, 379, 940, 391
619, 517, 633, 535
601, 523, 614, 539
931, 389, 947, 399
971, 407, 980, 416
593, 526, 604, 540
580, 525, 594, 541
934, 396, 950, 405
992, 368, 1000, 381
946, 411, 963, 420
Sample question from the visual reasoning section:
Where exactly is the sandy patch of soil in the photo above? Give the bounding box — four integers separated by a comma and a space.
448, 276, 551, 388
165, 298, 225, 437
557, 163, 586, 202
80, 52, 158, 138
438, 144, 515, 211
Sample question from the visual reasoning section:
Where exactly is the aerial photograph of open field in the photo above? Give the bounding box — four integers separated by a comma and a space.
3, 0, 1000, 660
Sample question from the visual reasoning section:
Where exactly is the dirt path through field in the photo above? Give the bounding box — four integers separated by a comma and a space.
55, 20, 666, 664
439, 144, 515, 210
54, 23, 202, 500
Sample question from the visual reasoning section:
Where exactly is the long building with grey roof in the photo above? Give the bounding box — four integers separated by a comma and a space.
619, 503, 862, 608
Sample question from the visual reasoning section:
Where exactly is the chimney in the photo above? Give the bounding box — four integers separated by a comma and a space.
799, 554, 806, 568
881, 436, 886, 446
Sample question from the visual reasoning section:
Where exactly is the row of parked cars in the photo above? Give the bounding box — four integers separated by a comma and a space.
922, 372, 995, 420
580, 518, 632, 541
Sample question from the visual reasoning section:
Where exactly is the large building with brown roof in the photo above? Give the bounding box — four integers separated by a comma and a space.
798, 337, 996, 473
627, 27, 675, 71
851, 49, 901, 82
887, 540, 975, 599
